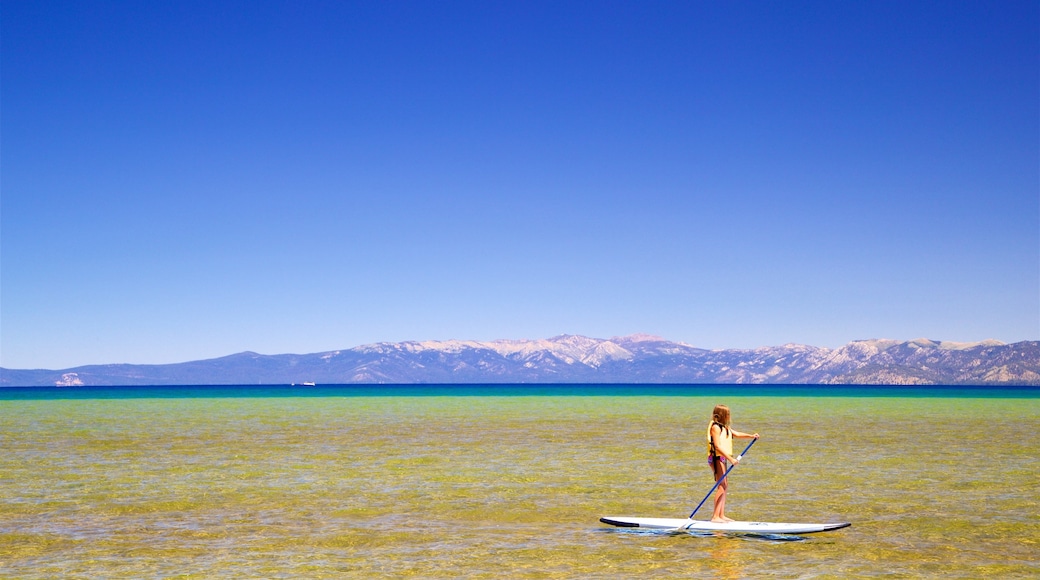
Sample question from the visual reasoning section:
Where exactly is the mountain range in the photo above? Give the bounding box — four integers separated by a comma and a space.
2, 334, 1038, 387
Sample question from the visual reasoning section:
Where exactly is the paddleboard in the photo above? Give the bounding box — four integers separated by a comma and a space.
600, 516, 850, 534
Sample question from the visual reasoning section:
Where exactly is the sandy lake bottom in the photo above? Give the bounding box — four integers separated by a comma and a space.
2, 392, 1038, 578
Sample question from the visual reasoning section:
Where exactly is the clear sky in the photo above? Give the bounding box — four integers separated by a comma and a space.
2, 1, 1038, 369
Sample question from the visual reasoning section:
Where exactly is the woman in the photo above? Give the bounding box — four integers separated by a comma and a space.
706, 404, 759, 523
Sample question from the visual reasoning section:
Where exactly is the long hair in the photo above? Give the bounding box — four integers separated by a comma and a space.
711, 404, 731, 430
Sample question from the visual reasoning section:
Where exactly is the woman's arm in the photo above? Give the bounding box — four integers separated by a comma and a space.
731, 430, 760, 440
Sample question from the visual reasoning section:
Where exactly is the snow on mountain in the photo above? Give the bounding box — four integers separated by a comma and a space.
1, 335, 1037, 386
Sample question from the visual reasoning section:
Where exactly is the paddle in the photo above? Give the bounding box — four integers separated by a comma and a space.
678, 437, 758, 529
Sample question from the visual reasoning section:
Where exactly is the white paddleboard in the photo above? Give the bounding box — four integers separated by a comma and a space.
600, 516, 850, 534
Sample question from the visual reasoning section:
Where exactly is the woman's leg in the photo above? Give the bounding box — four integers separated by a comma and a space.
710, 459, 729, 522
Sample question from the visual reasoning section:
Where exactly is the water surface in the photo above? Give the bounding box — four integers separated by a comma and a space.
2, 386, 1037, 577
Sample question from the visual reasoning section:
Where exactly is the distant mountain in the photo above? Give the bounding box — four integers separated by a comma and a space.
2, 335, 1038, 387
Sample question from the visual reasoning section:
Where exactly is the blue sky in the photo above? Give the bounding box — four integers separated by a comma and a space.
2, 1, 1037, 369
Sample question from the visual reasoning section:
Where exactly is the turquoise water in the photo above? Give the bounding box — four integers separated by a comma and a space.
3, 383, 1037, 400
2, 385, 1038, 577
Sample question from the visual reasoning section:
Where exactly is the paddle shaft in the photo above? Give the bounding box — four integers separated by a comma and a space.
687, 437, 757, 519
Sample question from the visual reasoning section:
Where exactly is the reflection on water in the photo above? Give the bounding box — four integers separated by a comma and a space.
1, 393, 1037, 578
708, 538, 743, 580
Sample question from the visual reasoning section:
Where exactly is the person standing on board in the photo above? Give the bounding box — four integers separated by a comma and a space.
706, 404, 759, 523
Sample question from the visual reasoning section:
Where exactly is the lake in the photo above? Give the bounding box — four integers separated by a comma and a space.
2, 385, 1037, 577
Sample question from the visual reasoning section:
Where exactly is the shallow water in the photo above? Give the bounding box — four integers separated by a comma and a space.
2, 392, 1038, 577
